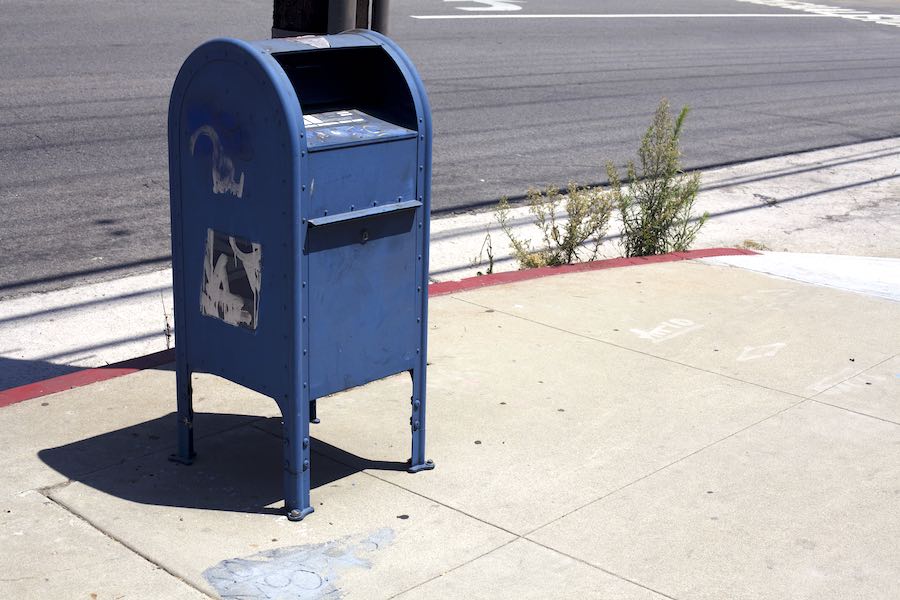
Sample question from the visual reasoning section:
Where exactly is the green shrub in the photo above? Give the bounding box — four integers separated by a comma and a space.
497, 182, 613, 269
607, 99, 707, 257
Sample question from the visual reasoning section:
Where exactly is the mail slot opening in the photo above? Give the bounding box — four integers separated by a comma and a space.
273, 46, 417, 132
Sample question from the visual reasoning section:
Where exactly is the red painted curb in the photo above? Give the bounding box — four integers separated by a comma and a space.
0, 248, 755, 408
430, 247, 758, 296
0, 349, 175, 409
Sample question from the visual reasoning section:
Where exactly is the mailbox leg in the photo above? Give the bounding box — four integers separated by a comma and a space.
170, 361, 196, 465
284, 398, 314, 521
408, 367, 434, 473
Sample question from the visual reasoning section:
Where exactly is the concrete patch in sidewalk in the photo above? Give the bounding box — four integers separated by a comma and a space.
528, 401, 900, 600
203, 527, 395, 599
702, 252, 900, 302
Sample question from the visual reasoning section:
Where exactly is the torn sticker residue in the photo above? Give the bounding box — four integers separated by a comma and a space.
200, 229, 262, 330
284, 35, 331, 49
203, 528, 394, 600
190, 124, 246, 198
303, 109, 416, 150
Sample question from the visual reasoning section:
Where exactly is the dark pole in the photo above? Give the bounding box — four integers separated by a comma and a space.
327, 0, 357, 33
355, 0, 370, 28
371, 0, 390, 34
272, 0, 328, 37
272, 0, 388, 37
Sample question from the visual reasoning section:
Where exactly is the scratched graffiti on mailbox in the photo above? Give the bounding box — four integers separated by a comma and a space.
200, 229, 262, 330
190, 125, 246, 198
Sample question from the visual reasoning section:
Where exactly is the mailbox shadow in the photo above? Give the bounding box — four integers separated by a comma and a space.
38, 412, 408, 516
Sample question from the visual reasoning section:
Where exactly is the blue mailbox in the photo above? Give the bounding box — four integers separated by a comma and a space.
167, 32, 434, 521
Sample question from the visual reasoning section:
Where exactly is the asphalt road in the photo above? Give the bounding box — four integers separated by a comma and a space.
2, 0, 900, 297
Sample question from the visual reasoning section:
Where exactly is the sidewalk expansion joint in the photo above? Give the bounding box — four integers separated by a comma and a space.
249, 420, 282, 439
521, 397, 807, 541
386, 538, 520, 599
811, 398, 900, 426
248, 419, 525, 536
37, 478, 73, 495
387, 531, 682, 600
525, 538, 683, 600
251, 421, 553, 598
810, 398, 900, 427
361, 468, 521, 537
805, 352, 900, 424
39, 490, 216, 599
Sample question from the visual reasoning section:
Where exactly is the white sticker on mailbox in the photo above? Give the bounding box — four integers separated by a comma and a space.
200, 229, 262, 330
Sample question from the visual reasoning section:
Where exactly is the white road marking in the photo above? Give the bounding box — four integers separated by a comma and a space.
444, 0, 524, 11
416, 3, 900, 25
412, 13, 832, 20
736, 0, 900, 27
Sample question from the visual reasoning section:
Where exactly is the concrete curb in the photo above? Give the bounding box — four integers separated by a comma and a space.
0, 349, 175, 409
0, 247, 756, 407
430, 247, 757, 296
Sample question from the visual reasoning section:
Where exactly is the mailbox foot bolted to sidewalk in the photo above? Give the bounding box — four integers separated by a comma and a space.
167, 31, 434, 521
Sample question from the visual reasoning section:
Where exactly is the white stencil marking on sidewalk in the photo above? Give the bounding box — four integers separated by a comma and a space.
737, 343, 787, 362
739, 288, 796, 304
630, 318, 703, 344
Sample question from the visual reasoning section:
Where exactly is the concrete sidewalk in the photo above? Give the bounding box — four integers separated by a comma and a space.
1, 257, 899, 599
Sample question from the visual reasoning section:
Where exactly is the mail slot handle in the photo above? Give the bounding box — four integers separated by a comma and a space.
307, 200, 422, 227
